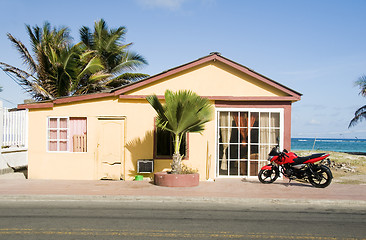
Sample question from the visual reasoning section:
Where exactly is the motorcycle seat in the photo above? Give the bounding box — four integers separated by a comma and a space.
292, 153, 326, 164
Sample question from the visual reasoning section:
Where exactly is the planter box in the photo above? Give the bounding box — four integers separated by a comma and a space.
154, 172, 199, 187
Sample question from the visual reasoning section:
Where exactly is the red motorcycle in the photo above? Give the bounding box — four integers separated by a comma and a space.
258, 145, 333, 188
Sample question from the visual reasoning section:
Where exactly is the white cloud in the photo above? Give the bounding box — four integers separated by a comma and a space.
136, 0, 187, 10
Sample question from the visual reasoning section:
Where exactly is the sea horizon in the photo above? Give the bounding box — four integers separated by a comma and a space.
291, 137, 366, 153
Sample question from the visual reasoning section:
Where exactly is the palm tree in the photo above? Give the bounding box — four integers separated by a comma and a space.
146, 90, 213, 174
0, 22, 107, 100
79, 19, 149, 88
349, 75, 366, 128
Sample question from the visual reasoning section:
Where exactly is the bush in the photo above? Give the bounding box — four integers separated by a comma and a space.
180, 164, 198, 174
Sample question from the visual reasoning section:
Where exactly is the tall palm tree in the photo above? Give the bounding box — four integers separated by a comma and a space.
0, 22, 107, 100
79, 19, 149, 88
146, 90, 213, 174
349, 75, 366, 128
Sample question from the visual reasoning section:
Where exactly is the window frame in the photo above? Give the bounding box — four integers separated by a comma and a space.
47, 117, 70, 152
47, 117, 87, 153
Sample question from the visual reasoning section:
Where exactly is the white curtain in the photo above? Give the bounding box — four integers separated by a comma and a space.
220, 112, 232, 170
260, 113, 270, 160
270, 113, 279, 144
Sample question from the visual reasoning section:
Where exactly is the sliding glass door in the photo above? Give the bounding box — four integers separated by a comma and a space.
216, 109, 283, 177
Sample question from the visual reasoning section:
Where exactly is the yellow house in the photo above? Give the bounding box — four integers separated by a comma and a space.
19, 53, 301, 181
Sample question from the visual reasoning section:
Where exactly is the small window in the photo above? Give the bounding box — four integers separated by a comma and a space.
48, 117, 87, 152
48, 118, 68, 151
155, 128, 187, 158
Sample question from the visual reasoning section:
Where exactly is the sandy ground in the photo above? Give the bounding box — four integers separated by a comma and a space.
0, 172, 26, 180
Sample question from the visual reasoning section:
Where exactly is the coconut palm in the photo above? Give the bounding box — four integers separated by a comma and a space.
79, 19, 149, 88
0, 22, 67, 100
0, 22, 107, 100
349, 75, 366, 127
146, 90, 213, 174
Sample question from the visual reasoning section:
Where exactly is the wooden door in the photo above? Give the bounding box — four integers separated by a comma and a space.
97, 118, 124, 180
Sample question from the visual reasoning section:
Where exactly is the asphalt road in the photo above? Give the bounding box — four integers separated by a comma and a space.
0, 199, 365, 240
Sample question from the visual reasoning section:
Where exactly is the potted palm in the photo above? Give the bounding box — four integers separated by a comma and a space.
146, 90, 213, 187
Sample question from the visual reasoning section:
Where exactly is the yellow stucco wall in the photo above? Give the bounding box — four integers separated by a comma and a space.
128, 62, 287, 97
27, 61, 291, 181
27, 96, 217, 180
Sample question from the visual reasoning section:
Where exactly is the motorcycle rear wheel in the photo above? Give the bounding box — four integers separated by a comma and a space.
308, 165, 332, 188
258, 167, 279, 184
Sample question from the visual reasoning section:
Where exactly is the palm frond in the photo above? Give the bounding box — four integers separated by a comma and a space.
146, 94, 167, 126
0, 62, 33, 81
88, 72, 112, 82
30, 80, 55, 100
7, 33, 37, 74
105, 27, 127, 50
349, 105, 366, 128
80, 26, 94, 48
147, 90, 213, 156
355, 75, 366, 97
111, 51, 148, 74
105, 72, 149, 87
77, 56, 104, 79
79, 49, 96, 61
0, 62, 54, 100
94, 19, 108, 43
26, 24, 41, 54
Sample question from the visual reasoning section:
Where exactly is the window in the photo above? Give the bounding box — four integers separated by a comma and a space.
48, 117, 87, 152
217, 109, 282, 177
155, 128, 187, 158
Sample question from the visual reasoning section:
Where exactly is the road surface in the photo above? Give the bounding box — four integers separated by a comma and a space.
0, 199, 364, 239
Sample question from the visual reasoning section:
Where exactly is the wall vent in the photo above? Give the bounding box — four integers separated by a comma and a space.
137, 159, 154, 173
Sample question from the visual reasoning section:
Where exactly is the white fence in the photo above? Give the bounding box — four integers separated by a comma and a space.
0, 101, 28, 172
2, 108, 27, 148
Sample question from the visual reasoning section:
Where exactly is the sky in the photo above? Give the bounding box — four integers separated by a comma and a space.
0, 0, 366, 139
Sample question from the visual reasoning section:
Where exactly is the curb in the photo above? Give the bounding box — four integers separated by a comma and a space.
1, 194, 366, 209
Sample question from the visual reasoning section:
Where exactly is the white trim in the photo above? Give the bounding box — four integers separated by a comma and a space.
214, 107, 284, 179
46, 117, 69, 152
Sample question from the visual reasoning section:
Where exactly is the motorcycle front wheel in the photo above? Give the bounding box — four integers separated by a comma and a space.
258, 167, 279, 184
308, 165, 333, 188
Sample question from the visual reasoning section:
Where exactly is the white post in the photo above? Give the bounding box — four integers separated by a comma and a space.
0, 100, 3, 148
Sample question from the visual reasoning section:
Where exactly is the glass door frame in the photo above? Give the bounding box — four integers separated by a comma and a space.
215, 107, 284, 178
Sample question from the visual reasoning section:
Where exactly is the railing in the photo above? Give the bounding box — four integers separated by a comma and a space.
73, 135, 87, 152
1, 107, 28, 148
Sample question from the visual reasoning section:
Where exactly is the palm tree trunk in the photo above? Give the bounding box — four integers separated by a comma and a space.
171, 153, 183, 174
171, 134, 182, 174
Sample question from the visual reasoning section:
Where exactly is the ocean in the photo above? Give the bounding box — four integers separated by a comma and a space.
291, 138, 366, 153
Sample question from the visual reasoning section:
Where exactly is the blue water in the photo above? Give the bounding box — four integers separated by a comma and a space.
291, 138, 366, 153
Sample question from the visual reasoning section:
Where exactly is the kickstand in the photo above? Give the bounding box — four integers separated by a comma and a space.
284, 177, 291, 187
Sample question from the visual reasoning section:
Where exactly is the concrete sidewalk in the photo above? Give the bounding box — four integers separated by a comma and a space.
0, 174, 366, 208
